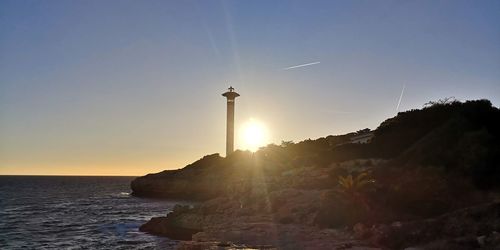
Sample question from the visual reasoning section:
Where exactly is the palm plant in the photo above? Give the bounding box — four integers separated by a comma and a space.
338, 171, 374, 194
337, 171, 375, 210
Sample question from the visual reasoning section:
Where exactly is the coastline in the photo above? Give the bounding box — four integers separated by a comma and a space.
139, 195, 500, 249
132, 101, 500, 249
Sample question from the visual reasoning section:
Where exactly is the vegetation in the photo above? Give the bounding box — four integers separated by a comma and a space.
132, 99, 500, 229
337, 171, 374, 194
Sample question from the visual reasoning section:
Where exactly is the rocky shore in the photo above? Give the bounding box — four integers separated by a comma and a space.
140, 198, 500, 249
132, 100, 500, 249
140, 190, 378, 249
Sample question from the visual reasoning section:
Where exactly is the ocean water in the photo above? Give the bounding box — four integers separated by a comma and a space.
0, 176, 186, 249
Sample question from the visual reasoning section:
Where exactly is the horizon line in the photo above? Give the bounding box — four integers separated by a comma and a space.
0, 174, 139, 177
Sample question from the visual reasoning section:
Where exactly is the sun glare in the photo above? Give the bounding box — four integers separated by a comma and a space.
239, 119, 269, 152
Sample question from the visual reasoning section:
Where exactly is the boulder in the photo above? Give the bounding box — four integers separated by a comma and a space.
367, 201, 500, 249
139, 204, 204, 240
139, 216, 201, 240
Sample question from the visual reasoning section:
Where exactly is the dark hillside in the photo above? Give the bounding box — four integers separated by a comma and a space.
135, 99, 500, 249
132, 99, 500, 201
376, 100, 500, 188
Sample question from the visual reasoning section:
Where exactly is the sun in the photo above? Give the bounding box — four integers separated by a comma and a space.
239, 119, 269, 152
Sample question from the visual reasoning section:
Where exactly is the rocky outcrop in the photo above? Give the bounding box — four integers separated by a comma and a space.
139, 216, 201, 241
134, 100, 500, 249
140, 189, 379, 249
131, 154, 226, 200
140, 188, 500, 249
176, 241, 278, 250
354, 201, 500, 249
139, 205, 203, 240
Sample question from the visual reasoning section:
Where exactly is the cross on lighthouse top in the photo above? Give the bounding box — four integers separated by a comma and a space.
222, 86, 240, 99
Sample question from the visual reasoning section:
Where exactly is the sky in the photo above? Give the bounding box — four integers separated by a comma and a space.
1, 0, 499, 176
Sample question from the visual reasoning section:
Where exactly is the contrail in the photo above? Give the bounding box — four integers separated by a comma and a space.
396, 84, 406, 112
283, 61, 320, 70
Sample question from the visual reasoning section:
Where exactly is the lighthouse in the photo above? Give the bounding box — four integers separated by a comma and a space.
222, 86, 240, 156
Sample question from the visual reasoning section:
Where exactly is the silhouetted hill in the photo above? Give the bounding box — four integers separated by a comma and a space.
131, 154, 225, 200
371, 99, 500, 188
133, 99, 500, 248
132, 99, 500, 200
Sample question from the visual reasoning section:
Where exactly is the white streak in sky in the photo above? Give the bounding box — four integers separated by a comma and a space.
283, 61, 321, 70
396, 84, 406, 112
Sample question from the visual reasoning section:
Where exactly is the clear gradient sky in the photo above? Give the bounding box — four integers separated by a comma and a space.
1, 0, 499, 176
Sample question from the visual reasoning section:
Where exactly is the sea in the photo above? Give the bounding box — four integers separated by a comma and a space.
0, 176, 188, 249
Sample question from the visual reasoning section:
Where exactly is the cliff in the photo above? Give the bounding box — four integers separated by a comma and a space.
131, 154, 225, 200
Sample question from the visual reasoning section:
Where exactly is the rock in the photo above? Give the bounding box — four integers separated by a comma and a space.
139, 216, 201, 240
200, 197, 239, 215
139, 202, 205, 240
369, 201, 500, 249
276, 206, 295, 224
177, 241, 278, 250
484, 231, 500, 249
390, 221, 402, 228
477, 235, 486, 246
353, 223, 371, 239
216, 241, 232, 247
173, 204, 192, 214
176, 241, 226, 250
140, 188, 379, 249
369, 224, 392, 246
170, 200, 500, 249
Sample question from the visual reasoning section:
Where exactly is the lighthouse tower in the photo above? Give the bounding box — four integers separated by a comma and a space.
222, 86, 240, 156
